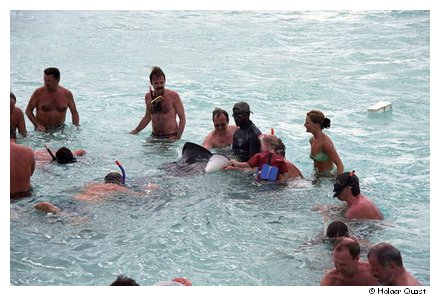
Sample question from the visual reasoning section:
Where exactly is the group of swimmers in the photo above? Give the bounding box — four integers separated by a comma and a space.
10, 66, 423, 286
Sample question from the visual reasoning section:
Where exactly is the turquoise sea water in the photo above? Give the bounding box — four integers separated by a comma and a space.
10, 11, 429, 286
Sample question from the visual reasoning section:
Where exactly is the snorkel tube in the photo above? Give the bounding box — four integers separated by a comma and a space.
45, 144, 57, 161
115, 160, 126, 185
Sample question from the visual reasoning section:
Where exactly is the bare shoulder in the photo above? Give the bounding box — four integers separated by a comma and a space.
33, 86, 46, 96
167, 89, 181, 100
13, 106, 24, 116
60, 86, 73, 97
228, 125, 239, 132
320, 269, 338, 285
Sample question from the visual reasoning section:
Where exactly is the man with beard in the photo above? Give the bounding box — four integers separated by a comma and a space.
131, 66, 186, 141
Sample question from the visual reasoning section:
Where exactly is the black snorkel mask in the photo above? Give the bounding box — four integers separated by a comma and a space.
45, 144, 77, 164
45, 144, 57, 161
333, 170, 357, 197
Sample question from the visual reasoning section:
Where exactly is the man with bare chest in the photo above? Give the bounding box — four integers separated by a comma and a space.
26, 67, 79, 131
131, 66, 186, 141
202, 108, 238, 149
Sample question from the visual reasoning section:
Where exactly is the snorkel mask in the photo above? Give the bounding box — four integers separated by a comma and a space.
150, 88, 163, 112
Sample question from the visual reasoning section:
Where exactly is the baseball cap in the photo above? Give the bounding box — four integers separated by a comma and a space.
233, 101, 253, 113
333, 171, 359, 197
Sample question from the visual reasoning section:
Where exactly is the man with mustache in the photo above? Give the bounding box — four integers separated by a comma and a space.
131, 66, 186, 141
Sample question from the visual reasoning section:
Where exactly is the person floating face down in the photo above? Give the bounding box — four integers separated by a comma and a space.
226, 134, 289, 182
333, 171, 384, 220
34, 145, 86, 164
231, 101, 262, 162
34, 172, 133, 214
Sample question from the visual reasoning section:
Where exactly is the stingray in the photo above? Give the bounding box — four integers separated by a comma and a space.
159, 142, 230, 176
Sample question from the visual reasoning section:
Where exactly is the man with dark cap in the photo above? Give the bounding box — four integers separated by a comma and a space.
231, 101, 262, 161
333, 171, 383, 220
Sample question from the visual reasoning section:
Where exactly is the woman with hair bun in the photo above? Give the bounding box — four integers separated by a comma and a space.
304, 110, 344, 175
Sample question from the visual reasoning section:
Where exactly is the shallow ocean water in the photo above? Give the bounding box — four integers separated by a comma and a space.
10, 10, 429, 285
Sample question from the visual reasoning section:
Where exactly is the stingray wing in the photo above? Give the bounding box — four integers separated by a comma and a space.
182, 142, 212, 162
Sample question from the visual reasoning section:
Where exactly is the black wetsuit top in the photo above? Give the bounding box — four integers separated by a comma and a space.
232, 120, 262, 162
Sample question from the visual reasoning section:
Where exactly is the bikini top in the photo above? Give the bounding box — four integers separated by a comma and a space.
310, 151, 330, 162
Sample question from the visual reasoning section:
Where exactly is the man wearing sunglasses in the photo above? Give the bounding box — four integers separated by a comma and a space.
231, 101, 262, 162
202, 108, 238, 150
333, 171, 383, 220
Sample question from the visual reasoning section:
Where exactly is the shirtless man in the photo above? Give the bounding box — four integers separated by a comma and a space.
333, 171, 384, 220
26, 67, 79, 131
320, 237, 378, 286
10, 92, 27, 137
131, 66, 186, 141
202, 108, 238, 149
368, 243, 422, 286
10, 136, 35, 199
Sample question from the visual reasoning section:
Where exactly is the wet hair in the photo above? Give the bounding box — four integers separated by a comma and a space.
44, 67, 61, 80
333, 171, 361, 197
212, 107, 229, 122
333, 237, 360, 259
149, 66, 166, 83
10, 92, 16, 102
307, 110, 331, 129
110, 275, 139, 286
367, 243, 403, 268
55, 147, 77, 164
260, 134, 280, 150
275, 139, 286, 157
104, 172, 123, 185
326, 221, 349, 238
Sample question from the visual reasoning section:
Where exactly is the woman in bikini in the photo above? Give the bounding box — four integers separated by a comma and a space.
304, 110, 344, 175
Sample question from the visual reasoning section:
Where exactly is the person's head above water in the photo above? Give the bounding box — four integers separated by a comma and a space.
110, 275, 139, 286
104, 172, 123, 185
275, 138, 286, 157
333, 171, 360, 197
55, 147, 77, 164
232, 101, 252, 127
258, 134, 280, 151
306, 110, 331, 130
326, 220, 349, 239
